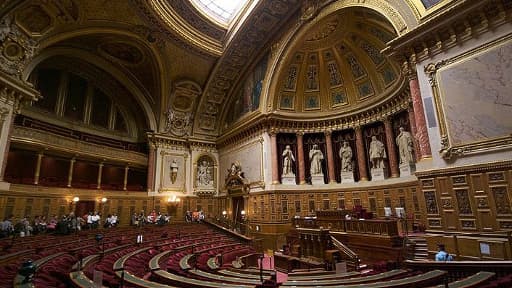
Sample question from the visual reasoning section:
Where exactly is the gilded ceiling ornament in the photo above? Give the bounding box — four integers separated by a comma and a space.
0, 16, 38, 78
164, 109, 194, 137
300, 0, 320, 21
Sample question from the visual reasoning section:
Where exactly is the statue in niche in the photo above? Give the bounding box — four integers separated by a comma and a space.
396, 127, 414, 164
309, 144, 324, 175
228, 161, 243, 178
339, 141, 353, 172
369, 136, 386, 169
196, 160, 212, 187
282, 145, 295, 176
170, 160, 178, 184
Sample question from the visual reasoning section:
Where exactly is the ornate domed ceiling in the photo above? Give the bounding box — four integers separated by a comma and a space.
272, 8, 401, 117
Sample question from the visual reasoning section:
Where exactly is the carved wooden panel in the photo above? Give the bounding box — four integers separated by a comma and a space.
488, 172, 505, 182
428, 218, 442, 228
492, 186, 512, 215
455, 189, 473, 215
471, 174, 484, 192
444, 211, 457, 230
452, 175, 466, 185
424, 190, 439, 214
438, 177, 450, 195
478, 211, 495, 231
460, 219, 476, 230
422, 179, 434, 187
441, 197, 453, 209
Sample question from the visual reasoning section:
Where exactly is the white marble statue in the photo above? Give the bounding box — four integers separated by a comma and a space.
369, 136, 386, 169
339, 141, 353, 172
197, 160, 212, 186
282, 145, 295, 176
170, 160, 178, 184
396, 127, 414, 164
309, 144, 324, 175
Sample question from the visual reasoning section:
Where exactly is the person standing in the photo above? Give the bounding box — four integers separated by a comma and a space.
435, 244, 453, 261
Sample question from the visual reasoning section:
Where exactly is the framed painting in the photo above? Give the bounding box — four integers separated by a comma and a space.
424, 35, 512, 160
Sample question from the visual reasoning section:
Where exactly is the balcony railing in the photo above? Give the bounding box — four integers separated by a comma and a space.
292, 217, 399, 237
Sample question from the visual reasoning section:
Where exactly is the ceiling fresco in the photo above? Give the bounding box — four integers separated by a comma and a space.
0, 0, 444, 141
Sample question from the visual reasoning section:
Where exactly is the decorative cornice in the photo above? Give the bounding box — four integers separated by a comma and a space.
217, 88, 411, 148
171, 0, 227, 40
0, 70, 41, 112
147, 132, 217, 151
131, 0, 220, 59
145, 0, 223, 56
384, 0, 511, 62
415, 160, 512, 178
194, 0, 301, 137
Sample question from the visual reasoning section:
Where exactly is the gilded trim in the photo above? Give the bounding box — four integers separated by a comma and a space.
424, 33, 512, 160
415, 160, 512, 178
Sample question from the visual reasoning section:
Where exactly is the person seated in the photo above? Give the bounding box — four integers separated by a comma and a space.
435, 244, 453, 261
111, 214, 118, 227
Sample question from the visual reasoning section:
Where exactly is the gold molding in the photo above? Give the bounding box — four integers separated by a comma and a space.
385, 0, 511, 63
158, 150, 188, 194
415, 160, 512, 178
12, 126, 147, 166
424, 33, 512, 160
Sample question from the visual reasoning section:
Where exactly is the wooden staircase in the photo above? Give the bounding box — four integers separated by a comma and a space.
406, 235, 429, 260
330, 235, 360, 271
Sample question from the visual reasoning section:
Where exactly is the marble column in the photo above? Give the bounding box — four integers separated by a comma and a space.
123, 165, 129, 190
384, 118, 399, 178
355, 127, 368, 181
34, 151, 43, 185
324, 131, 336, 183
97, 162, 103, 189
270, 132, 279, 184
407, 65, 432, 159
67, 157, 75, 187
147, 144, 156, 192
407, 105, 421, 162
296, 133, 306, 185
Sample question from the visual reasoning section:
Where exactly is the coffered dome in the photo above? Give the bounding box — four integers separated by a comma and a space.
271, 8, 401, 117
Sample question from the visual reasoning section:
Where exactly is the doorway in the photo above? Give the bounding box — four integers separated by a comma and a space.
232, 196, 244, 224
75, 200, 95, 218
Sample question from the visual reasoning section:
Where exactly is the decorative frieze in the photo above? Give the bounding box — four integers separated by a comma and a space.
385, 0, 512, 63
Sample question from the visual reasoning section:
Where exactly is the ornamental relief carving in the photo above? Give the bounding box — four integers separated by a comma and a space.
455, 189, 472, 215
492, 186, 512, 215
424, 191, 438, 214
476, 197, 488, 209
441, 198, 452, 209
0, 16, 38, 78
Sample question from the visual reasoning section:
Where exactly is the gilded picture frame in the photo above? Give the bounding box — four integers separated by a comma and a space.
424, 34, 512, 160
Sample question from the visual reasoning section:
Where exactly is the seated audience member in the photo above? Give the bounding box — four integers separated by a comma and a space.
104, 214, 113, 228
91, 211, 101, 229
111, 213, 118, 226
435, 244, 453, 261
149, 210, 157, 224
131, 212, 138, 226
0, 215, 14, 238
47, 215, 58, 231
